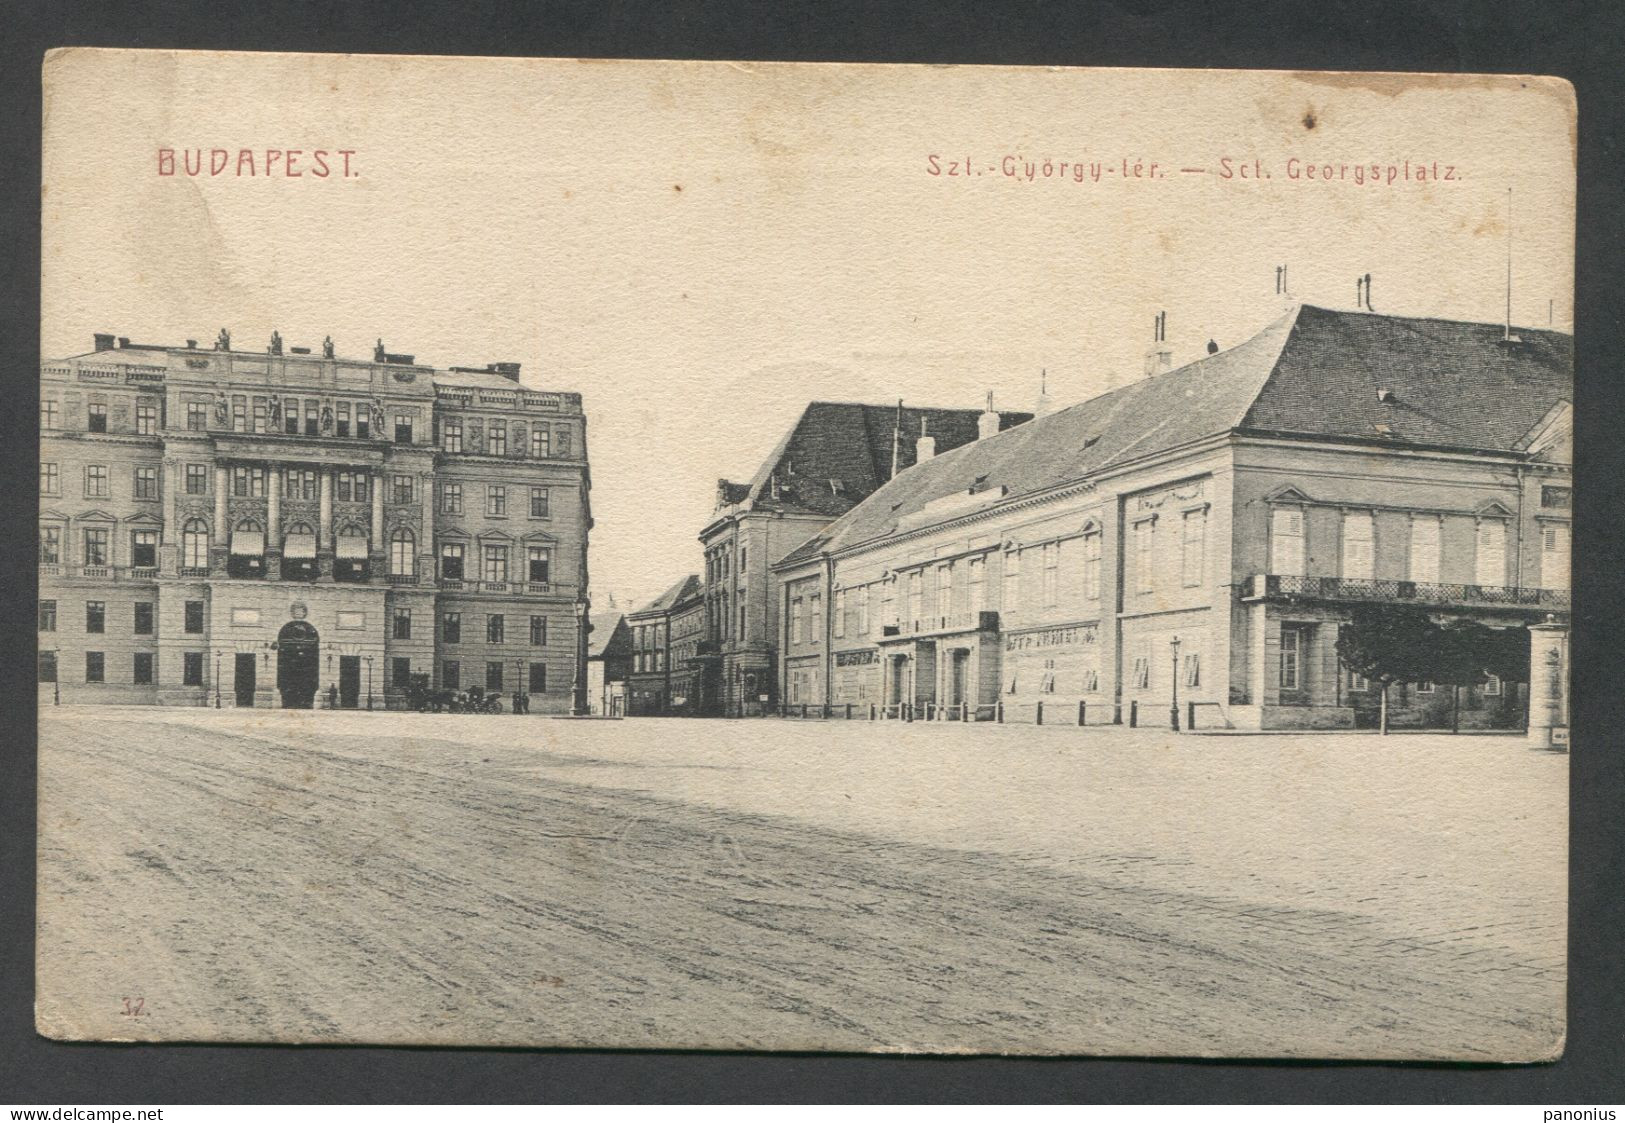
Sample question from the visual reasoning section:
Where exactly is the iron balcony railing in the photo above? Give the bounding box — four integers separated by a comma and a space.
1251, 573, 1570, 612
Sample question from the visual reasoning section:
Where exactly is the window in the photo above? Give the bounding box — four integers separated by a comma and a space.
336, 401, 350, 437
284, 398, 300, 435
529, 662, 547, 694
442, 660, 460, 689
1183, 653, 1201, 688
486, 662, 504, 691
529, 487, 550, 518
393, 608, 412, 639
1279, 628, 1302, 691
857, 585, 870, 635
1341, 511, 1374, 581
85, 464, 109, 497
82, 528, 109, 566
232, 466, 265, 497
482, 544, 509, 583
185, 463, 208, 494
1134, 520, 1155, 592
134, 466, 158, 499
487, 614, 505, 644
790, 598, 804, 644
41, 399, 59, 429
394, 414, 413, 444
441, 542, 465, 580
882, 578, 896, 627
907, 571, 923, 625
530, 426, 550, 458
808, 594, 821, 643
39, 600, 56, 632
1182, 510, 1207, 587
133, 652, 154, 685
441, 482, 463, 514
833, 590, 846, 638
1408, 516, 1441, 584
1484, 674, 1502, 696
442, 612, 462, 644
1417, 680, 1435, 694
183, 652, 203, 686
40, 525, 62, 564
40, 463, 59, 496
392, 658, 412, 690
1349, 669, 1369, 692
288, 469, 318, 500
85, 651, 105, 683
556, 426, 571, 456
184, 600, 204, 633
392, 474, 414, 504
1270, 507, 1306, 576
488, 425, 507, 456
136, 404, 158, 435
38, 652, 57, 683
182, 519, 209, 569
1078, 532, 1100, 601
442, 418, 462, 452
1475, 519, 1507, 587
525, 546, 551, 584
1132, 656, 1149, 690
389, 527, 415, 577
335, 471, 368, 503
251, 399, 267, 433
935, 563, 953, 617
87, 403, 108, 433
739, 603, 747, 640
304, 401, 319, 436
1541, 523, 1571, 590
530, 615, 547, 645
1541, 486, 1571, 509
486, 485, 506, 516
232, 398, 247, 432
355, 402, 370, 439
85, 600, 106, 633
188, 402, 208, 431
131, 531, 157, 569
963, 558, 983, 615
1042, 544, 1058, 606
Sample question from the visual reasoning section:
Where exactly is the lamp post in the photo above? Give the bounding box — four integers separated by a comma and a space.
214, 649, 222, 708
52, 647, 60, 706
365, 654, 374, 711
1169, 634, 1182, 732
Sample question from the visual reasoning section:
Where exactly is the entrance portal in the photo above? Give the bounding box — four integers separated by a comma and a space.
276, 620, 320, 709
234, 653, 257, 707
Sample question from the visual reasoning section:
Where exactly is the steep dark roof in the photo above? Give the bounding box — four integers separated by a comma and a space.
631, 574, 703, 617
777, 305, 1571, 567
586, 613, 632, 660
723, 401, 1032, 520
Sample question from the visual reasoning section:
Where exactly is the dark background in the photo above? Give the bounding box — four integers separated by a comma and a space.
3, 0, 1622, 1104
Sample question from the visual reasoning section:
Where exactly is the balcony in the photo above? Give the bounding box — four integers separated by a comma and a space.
1247, 573, 1570, 613
883, 610, 1000, 640
387, 573, 419, 586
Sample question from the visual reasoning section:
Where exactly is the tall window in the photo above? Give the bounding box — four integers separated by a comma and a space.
251, 399, 267, 433
82, 528, 109, 566
529, 663, 547, 694
40, 525, 62, 564
187, 402, 208, 430
442, 418, 462, 452
1341, 511, 1374, 581
40, 463, 58, 495
392, 475, 414, 504
486, 662, 504, 691
441, 482, 463, 514
85, 600, 106, 633
185, 463, 208, 494
487, 614, 505, 644
182, 519, 209, 569
1270, 507, 1306, 576
1409, 516, 1441, 584
288, 469, 317, 500
482, 543, 509, 583
968, 558, 985, 614
1003, 549, 1021, 613
354, 402, 370, 438
556, 426, 572, 456
531, 425, 550, 458
790, 598, 803, 644
184, 600, 204, 633
808, 594, 821, 643
87, 403, 108, 433
1134, 520, 1155, 593
389, 528, 415, 577
529, 487, 550, 518
1279, 627, 1302, 691
488, 425, 507, 456
337, 471, 368, 503
1475, 519, 1507, 587
393, 608, 412, 639
527, 546, 551, 584
130, 530, 158, 568
136, 404, 159, 435
1181, 510, 1207, 587
232, 398, 247, 432
85, 464, 109, 497
857, 585, 870, 634
442, 612, 461, 644
183, 652, 203, 686
41, 399, 59, 429
487, 485, 506, 516
133, 602, 154, 634
1042, 544, 1059, 606
85, 652, 105, 683
530, 615, 547, 645
232, 466, 265, 497
1082, 531, 1102, 600
907, 571, 923, 625
1541, 523, 1570, 590
394, 414, 413, 444
442, 660, 460, 689
284, 398, 301, 434
833, 589, 846, 638
38, 600, 56, 631
304, 401, 320, 436
392, 658, 412, 690
938, 563, 954, 615
335, 401, 349, 437
134, 466, 158, 499
441, 542, 465, 580
882, 579, 896, 627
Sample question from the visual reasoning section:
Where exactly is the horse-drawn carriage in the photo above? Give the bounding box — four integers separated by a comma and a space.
406, 675, 504, 714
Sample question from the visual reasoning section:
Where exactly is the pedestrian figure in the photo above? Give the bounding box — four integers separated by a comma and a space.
327, 683, 338, 710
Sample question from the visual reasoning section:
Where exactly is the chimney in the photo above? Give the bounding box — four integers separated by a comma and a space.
116, 337, 131, 349
486, 362, 522, 382
978, 391, 1001, 440
915, 417, 936, 462
185, 339, 198, 349
1144, 311, 1172, 377
92, 333, 116, 352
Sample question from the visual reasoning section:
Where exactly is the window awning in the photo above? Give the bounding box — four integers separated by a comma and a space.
230, 529, 265, 556
336, 535, 370, 559
283, 533, 317, 559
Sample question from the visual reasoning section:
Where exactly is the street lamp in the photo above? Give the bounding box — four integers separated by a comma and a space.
1169, 634, 1182, 732
214, 649, 222, 708
52, 646, 60, 706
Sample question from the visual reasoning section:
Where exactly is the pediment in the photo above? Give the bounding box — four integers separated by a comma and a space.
76, 508, 118, 523
39, 507, 72, 522
521, 529, 558, 544
1474, 499, 1515, 519
1264, 485, 1314, 505
123, 511, 164, 526
478, 528, 515, 543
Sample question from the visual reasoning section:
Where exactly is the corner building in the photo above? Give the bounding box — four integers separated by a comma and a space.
39, 332, 591, 713
773, 306, 1571, 730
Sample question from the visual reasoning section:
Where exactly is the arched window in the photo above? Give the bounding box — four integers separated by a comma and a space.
389, 527, 416, 577
182, 518, 209, 568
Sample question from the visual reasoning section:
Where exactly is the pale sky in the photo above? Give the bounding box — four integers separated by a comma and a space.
42, 53, 1575, 610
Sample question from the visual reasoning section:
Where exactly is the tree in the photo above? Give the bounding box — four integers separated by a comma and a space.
1335, 605, 1440, 735
1435, 619, 1495, 734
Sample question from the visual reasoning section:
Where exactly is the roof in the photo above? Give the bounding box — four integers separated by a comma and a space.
586, 613, 632, 660
431, 368, 525, 390
630, 574, 703, 618
719, 401, 1032, 522
777, 305, 1572, 567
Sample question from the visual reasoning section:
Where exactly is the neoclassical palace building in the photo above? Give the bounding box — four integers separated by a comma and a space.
39, 330, 591, 712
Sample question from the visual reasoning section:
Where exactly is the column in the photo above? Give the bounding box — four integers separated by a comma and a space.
265, 462, 282, 580
211, 463, 229, 576
316, 466, 333, 579
370, 470, 386, 576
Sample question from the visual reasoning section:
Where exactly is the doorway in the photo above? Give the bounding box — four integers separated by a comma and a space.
339, 655, 361, 709
276, 620, 320, 709
948, 649, 969, 713
234, 653, 257, 707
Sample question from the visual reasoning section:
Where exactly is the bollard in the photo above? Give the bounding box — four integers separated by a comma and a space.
1129, 699, 1138, 727
801, 703, 807, 719
905, 702, 913, 723
996, 700, 1004, 724
1188, 700, 1196, 730
1036, 700, 1044, 726
870, 702, 877, 721
1078, 700, 1087, 726
1113, 702, 1122, 726
962, 702, 970, 723
845, 703, 852, 720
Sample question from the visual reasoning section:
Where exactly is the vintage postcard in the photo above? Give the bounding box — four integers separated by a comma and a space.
36, 51, 1573, 1057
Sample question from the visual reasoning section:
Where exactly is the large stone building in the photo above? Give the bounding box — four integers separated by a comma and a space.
772, 305, 1571, 730
626, 575, 705, 716
39, 330, 592, 713
697, 400, 1030, 715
